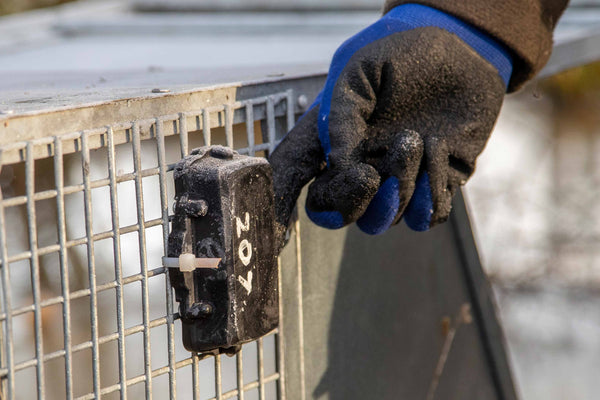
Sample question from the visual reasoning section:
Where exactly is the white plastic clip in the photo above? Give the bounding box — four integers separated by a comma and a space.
162, 254, 221, 272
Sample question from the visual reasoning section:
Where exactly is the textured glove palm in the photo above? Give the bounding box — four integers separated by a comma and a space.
269, 4, 512, 244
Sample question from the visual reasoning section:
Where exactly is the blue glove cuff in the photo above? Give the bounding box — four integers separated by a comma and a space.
392, 4, 514, 87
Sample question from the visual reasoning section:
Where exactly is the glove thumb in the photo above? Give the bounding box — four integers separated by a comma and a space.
269, 107, 325, 250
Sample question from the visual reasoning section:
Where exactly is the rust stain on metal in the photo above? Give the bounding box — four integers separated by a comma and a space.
441, 316, 451, 337
427, 303, 473, 400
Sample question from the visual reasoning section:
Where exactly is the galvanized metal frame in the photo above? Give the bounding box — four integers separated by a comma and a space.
0, 77, 317, 399
449, 193, 518, 400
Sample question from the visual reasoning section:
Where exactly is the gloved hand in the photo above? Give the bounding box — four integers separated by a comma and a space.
269, 4, 513, 244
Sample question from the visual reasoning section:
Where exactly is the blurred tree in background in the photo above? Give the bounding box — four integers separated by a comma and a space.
0, 0, 75, 16
542, 61, 600, 116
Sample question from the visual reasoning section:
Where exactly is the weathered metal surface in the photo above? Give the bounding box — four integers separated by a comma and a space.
280, 190, 517, 400
0, 81, 314, 165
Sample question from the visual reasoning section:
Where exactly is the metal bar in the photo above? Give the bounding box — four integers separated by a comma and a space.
225, 104, 234, 148
245, 103, 255, 156
215, 355, 223, 400
0, 160, 184, 209
257, 339, 265, 400
0, 315, 4, 400
0, 90, 295, 168
125, 374, 146, 387
294, 219, 306, 400
156, 118, 177, 400
0, 266, 168, 322
236, 349, 245, 400
192, 354, 201, 400
203, 108, 212, 146
0, 90, 289, 154
151, 358, 195, 378
450, 191, 519, 400
0, 84, 315, 166
276, 258, 286, 400
225, 374, 280, 400
81, 131, 101, 398
228, 143, 270, 157
107, 126, 128, 400
25, 142, 46, 399
72, 357, 279, 400
1, 165, 165, 208
131, 122, 153, 399
286, 89, 295, 133
1, 88, 292, 146
1, 312, 182, 377
0, 214, 159, 267
179, 113, 189, 157
0, 151, 15, 399
54, 137, 74, 400
210, 373, 281, 400
266, 97, 276, 154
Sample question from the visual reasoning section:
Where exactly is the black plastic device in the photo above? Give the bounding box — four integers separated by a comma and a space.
164, 146, 279, 355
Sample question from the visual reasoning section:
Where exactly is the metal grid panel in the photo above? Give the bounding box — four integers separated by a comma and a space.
0, 89, 296, 399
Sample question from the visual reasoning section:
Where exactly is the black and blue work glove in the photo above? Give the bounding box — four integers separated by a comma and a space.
270, 4, 513, 244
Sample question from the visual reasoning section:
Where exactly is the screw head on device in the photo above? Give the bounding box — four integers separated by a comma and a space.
175, 194, 208, 217
188, 199, 208, 217
185, 302, 214, 320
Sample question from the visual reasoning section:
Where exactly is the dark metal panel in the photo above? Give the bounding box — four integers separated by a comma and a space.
281, 190, 517, 400
279, 223, 308, 400
449, 193, 518, 400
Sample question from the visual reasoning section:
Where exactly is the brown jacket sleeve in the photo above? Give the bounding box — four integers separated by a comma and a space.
384, 0, 569, 91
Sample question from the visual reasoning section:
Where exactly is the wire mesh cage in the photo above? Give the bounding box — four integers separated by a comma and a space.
1, 3, 600, 400
0, 84, 301, 400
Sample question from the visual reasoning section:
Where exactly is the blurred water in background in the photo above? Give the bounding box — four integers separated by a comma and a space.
466, 69, 600, 399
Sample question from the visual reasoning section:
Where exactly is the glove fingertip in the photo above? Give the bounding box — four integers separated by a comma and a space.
404, 173, 433, 232
305, 208, 346, 230
357, 177, 400, 236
